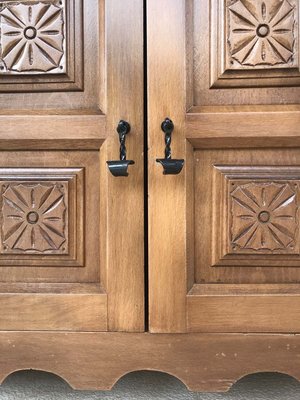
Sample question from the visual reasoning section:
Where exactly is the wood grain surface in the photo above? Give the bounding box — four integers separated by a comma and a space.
0, 332, 298, 393
148, 0, 300, 335
0, 0, 145, 333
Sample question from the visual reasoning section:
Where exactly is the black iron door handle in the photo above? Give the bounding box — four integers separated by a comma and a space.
156, 118, 184, 175
107, 120, 135, 177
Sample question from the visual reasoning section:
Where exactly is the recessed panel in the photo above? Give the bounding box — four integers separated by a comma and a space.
194, 149, 300, 285
0, 151, 100, 284
211, 0, 300, 88
230, 181, 298, 253
227, 0, 297, 70
213, 165, 300, 266
1, 181, 68, 254
191, 0, 300, 106
0, 167, 83, 267
0, 0, 66, 74
0, 0, 104, 112
0, 0, 85, 92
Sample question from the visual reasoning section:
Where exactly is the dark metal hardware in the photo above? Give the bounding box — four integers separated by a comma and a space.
107, 120, 135, 177
156, 118, 184, 175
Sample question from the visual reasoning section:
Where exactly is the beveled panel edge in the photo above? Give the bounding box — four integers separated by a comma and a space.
0, 282, 105, 294
188, 282, 300, 296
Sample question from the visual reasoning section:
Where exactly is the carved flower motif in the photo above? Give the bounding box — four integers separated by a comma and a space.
1, 183, 66, 253
231, 182, 298, 251
0, 1, 64, 72
228, 0, 296, 66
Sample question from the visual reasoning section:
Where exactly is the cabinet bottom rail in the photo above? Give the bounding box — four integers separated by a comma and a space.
0, 332, 299, 392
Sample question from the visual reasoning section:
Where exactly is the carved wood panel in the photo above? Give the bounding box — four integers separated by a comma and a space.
227, 0, 297, 68
230, 181, 298, 252
0, 1, 66, 74
0, 151, 102, 285
212, 165, 300, 267
209, 0, 300, 88
0, 0, 84, 92
1, 182, 68, 254
0, 168, 84, 267
195, 151, 300, 286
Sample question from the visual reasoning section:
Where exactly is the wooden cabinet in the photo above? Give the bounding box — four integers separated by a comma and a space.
0, 0, 299, 393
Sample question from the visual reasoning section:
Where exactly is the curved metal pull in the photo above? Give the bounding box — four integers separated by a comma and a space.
156, 118, 184, 175
107, 120, 135, 177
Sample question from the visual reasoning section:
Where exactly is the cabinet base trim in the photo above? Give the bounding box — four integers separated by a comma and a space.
0, 332, 299, 392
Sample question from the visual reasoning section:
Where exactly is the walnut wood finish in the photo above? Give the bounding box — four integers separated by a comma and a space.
148, 0, 300, 333
0, 332, 299, 393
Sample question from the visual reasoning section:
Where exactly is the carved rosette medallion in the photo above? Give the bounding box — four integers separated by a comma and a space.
1, 182, 67, 254
227, 0, 296, 67
230, 182, 298, 252
0, 1, 65, 73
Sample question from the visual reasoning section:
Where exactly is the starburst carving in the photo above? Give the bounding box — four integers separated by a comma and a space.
228, 0, 296, 67
1, 183, 67, 253
230, 182, 298, 251
0, 1, 65, 73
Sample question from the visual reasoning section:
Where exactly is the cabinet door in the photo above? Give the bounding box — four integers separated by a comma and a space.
148, 0, 300, 332
0, 0, 144, 332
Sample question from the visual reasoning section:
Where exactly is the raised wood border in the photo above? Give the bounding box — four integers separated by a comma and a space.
0, 332, 299, 392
